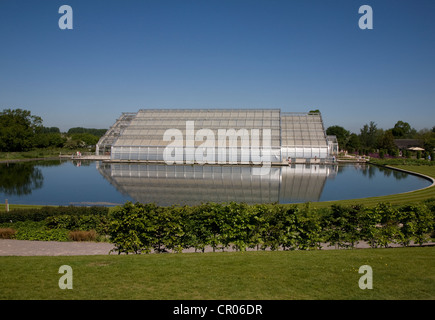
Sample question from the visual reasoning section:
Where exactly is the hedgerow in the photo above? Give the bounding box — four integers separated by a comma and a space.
7, 221, 69, 241
0, 206, 109, 223
107, 201, 435, 254
0, 206, 109, 241
1, 201, 433, 247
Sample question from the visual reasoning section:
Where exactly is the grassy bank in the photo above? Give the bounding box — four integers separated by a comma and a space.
0, 148, 90, 162
0, 204, 55, 212
0, 149, 63, 161
309, 164, 435, 209
0, 247, 433, 300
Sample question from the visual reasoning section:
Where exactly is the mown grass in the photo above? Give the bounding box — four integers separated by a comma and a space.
0, 148, 88, 161
0, 204, 55, 212
0, 247, 433, 300
0, 203, 118, 213
301, 165, 435, 209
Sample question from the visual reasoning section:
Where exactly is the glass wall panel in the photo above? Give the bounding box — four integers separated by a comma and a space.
108, 109, 329, 162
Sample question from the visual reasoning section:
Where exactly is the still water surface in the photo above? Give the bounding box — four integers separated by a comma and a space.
0, 160, 431, 206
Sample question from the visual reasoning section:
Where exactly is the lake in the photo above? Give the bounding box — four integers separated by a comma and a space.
0, 160, 432, 207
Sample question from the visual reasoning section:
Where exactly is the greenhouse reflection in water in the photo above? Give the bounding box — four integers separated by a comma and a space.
1, 161, 431, 206
96, 163, 338, 206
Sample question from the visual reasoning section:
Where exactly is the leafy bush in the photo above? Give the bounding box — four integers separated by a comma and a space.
3, 201, 433, 248
8, 221, 69, 241
107, 201, 435, 254
0, 206, 109, 223
325, 204, 363, 249
45, 214, 109, 234
0, 206, 108, 242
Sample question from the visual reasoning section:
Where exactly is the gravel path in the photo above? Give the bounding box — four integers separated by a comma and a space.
1, 239, 432, 256
0, 239, 115, 256
0, 239, 352, 256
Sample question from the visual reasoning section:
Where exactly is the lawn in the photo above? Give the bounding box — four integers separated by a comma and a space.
0, 148, 86, 161
0, 247, 434, 300
305, 164, 435, 208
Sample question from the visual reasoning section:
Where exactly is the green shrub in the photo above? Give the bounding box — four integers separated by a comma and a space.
108, 202, 157, 254
3, 200, 433, 249
106, 201, 435, 254
373, 203, 400, 247
295, 204, 325, 250
357, 206, 382, 248
406, 204, 433, 245
10, 221, 69, 241
0, 206, 109, 223
0, 207, 109, 242
325, 204, 363, 249
45, 214, 109, 234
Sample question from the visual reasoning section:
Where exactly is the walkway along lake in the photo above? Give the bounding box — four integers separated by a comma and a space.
0, 160, 432, 207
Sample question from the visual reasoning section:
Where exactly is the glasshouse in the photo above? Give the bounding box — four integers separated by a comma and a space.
96, 109, 335, 164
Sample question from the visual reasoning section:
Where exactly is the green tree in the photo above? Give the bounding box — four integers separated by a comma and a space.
71, 133, 99, 146
359, 121, 380, 150
326, 125, 350, 150
377, 130, 397, 154
67, 127, 107, 137
347, 133, 361, 153
64, 133, 99, 149
33, 133, 66, 148
0, 108, 42, 151
41, 127, 60, 134
392, 121, 412, 138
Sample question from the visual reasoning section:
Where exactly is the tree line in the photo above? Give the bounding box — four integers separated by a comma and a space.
0, 108, 107, 152
327, 120, 435, 158
2, 107, 434, 156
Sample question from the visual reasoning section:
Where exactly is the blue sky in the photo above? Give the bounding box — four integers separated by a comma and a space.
0, 0, 434, 133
